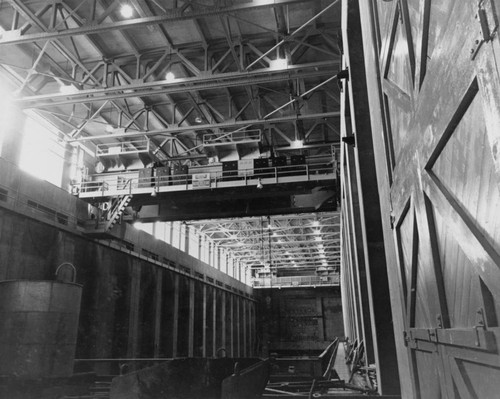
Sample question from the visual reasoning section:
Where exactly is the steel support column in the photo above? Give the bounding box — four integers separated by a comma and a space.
236, 296, 241, 357
243, 299, 247, 357
342, 133, 374, 363
221, 291, 226, 355
202, 284, 207, 357
127, 265, 141, 360
172, 274, 179, 357
341, 0, 400, 394
213, 288, 218, 357
230, 294, 234, 357
153, 269, 163, 358
188, 279, 195, 357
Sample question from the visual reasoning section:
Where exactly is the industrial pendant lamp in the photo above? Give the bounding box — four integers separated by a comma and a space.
120, 4, 133, 18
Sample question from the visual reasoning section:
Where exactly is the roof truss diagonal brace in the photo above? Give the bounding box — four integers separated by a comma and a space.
0, 0, 317, 46
16, 61, 338, 108
70, 111, 340, 142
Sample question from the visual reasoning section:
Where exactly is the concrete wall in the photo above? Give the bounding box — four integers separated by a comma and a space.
256, 287, 343, 355
0, 158, 256, 375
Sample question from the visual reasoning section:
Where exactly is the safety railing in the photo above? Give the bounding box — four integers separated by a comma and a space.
202, 129, 261, 146
76, 163, 335, 197
96, 138, 150, 156
252, 274, 340, 288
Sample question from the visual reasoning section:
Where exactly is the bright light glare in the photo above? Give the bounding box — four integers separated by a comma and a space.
292, 139, 304, 148
312, 220, 320, 227
0, 83, 16, 151
19, 116, 65, 186
314, 236, 322, 241
165, 71, 175, 82
60, 84, 78, 94
134, 222, 153, 234
120, 4, 134, 18
269, 58, 288, 70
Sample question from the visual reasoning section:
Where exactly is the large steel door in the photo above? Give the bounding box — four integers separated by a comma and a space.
375, 0, 500, 397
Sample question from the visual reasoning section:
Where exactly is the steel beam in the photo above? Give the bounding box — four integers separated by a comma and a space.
70, 111, 340, 142
190, 213, 340, 225
0, 0, 319, 45
17, 61, 338, 108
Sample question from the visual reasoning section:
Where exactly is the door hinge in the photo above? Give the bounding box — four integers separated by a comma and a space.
471, 0, 499, 59
436, 314, 443, 328
403, 330, 410, 347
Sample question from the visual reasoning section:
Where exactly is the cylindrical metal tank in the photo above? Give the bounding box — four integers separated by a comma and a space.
0, 280, 82, 379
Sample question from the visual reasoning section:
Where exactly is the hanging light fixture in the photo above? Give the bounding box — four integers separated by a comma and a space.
59, 84, 78, 94
165, 71, 175, 82
269, 58, 288, 70
120, 4, 134, 18
105, 124, 115, 133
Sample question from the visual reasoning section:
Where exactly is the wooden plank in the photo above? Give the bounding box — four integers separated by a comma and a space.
476, 26, 500, 187
399, 0, 416, 85
379, 1, 400, 81
395, 199, 412, 304
423, 172, 500, 299
407, 209, 418, 328
422, 194, 450, 328
382, 78, 412, 112
448, 355, 474, 399
444, 344, 500, 368
410, 327, 498, 351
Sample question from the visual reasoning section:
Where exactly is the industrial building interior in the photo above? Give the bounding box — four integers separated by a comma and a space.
0, 0, 499, 398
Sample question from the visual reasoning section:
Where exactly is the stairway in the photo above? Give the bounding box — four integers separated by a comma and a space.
83, 195, 132, 238
62, 375, 113, 399
87, 375, 113, 398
